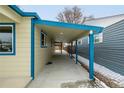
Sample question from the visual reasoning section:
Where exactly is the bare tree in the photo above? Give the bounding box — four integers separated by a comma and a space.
56, 6, 94, 24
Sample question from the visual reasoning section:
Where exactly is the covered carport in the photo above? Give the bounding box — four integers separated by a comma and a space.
31, 19, 103, 81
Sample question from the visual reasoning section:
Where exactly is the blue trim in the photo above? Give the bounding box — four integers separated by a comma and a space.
31, 19, 35, 80
75, 40, 78, 64
8, 5, 41, 20
89, 32, 94, 80
0, 23, 16, 56
34, 20, 103, 33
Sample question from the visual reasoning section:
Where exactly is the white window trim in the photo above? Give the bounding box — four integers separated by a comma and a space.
94, 32, 103, 44
88, 32, 103, 44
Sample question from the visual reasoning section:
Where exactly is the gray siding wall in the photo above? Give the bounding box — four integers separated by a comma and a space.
78, 19, 124, 75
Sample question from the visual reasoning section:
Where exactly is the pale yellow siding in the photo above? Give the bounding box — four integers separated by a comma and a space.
0, 7, 32, 77
0, 5, 54, 79
0, 6, 22, 23
34, 26, 54, 77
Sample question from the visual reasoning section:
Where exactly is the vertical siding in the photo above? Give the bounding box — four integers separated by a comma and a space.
78, 19, 124, 75
34, 26, 54, 77
0, 16, 31, 77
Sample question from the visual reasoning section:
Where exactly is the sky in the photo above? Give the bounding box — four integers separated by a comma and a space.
19, 5, 124, 21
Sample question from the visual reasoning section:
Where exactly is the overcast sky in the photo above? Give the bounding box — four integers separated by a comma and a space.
19, 5, 124, 21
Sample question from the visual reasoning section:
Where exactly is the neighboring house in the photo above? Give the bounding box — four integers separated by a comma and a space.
74, 14, 124, 87
74, 14, 124, 46
84, 14, 124, 27
77, 14, 124, 75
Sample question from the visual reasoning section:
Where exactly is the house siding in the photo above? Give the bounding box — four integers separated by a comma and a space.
84, 14, 124, 27
0, 15, 32, 77
0, 5, 22, 23
78, 19, 124, 75
34, 25, 54, 77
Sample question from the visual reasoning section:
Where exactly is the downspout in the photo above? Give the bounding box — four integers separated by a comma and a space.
31, 18, 35, 80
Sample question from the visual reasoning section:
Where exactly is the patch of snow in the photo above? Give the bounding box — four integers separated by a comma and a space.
95, 77, 109, 88
73, 54, 124, 86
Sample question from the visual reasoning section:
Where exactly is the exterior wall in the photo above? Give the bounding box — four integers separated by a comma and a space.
0, 14, 14, 22
0, 5, 22, 23
34, 26, 54, 77
84, 14, 124, 27
77, 19, 124, 75
0, 7, 32, 77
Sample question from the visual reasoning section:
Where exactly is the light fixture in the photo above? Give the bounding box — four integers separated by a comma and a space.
60, 32, 63, 35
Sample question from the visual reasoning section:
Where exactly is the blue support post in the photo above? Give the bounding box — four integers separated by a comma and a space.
75, 40, 78, 64
89, 30, 94, 80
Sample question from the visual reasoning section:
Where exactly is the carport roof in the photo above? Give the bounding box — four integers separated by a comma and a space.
34, 19, 103, 33
34, 20, 103, 42
34, 20, 103, 33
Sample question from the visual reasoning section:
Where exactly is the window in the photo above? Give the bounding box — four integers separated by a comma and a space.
77, 38, 83, 45
78, 41, 81, 45
88, 32, 103, 44
41, 31, 47, 48
0, 23, 15, 55
94, 32, 103, 44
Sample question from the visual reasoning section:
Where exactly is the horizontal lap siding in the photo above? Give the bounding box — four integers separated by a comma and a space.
35, 26, 54, 77
0, 17, 31, 77
78, 36, 89, 59
78, 19, 124, 75
35, 26, 44, 77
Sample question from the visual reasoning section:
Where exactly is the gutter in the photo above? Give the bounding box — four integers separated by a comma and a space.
8, 5, 41, 20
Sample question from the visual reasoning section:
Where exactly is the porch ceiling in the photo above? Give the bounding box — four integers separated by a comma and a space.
36, 24, 89, 42
34, 20, 103, 43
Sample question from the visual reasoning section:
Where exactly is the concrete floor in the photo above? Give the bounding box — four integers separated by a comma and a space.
0, 77, 31, 88
27, 50, 89, 88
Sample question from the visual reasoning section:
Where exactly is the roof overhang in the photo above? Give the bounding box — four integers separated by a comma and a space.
34, 20, 103, 33
8, 5, 41, 20
33, 20, 103, 42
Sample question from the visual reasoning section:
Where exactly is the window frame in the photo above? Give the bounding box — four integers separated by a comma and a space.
0, 23, 16, 55
88, 32, 103, 44
40, 31, 47, 48
77, 38, 83, 45
94, 32, 103, 44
